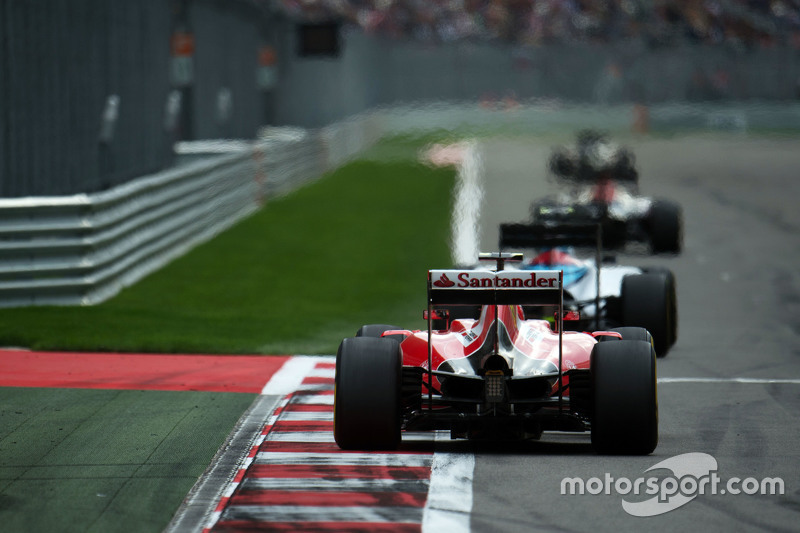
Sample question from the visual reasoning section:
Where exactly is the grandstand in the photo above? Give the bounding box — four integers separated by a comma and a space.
278, 0, 800, 48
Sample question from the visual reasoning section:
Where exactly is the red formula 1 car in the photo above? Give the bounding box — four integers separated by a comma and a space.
333, 254, 658, 455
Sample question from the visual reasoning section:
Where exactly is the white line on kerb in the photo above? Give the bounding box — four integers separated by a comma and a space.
658, 377, 800, 384
422, 432, 474, 532
260, 356, 333, 395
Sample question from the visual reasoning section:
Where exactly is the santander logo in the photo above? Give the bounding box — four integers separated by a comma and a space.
433, 273, 456, 287
430, 270, 560, 289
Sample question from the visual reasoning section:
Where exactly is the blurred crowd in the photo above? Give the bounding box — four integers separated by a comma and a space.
278, 0, 800, 48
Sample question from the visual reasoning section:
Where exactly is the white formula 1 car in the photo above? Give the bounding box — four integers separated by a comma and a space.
498, 221, 678, 356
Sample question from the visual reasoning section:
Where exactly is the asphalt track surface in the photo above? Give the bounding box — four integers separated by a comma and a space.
465, 134, 800, 531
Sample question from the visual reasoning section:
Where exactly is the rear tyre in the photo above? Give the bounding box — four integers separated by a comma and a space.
642, 267, 678, 346
597, 326, 653, 346
549, 149, 576, 178
356, 324, 402, 338
334, 337, 402, 450
621, 273, 675, 357
648, 200, 682, 254
591, 340, 658, 455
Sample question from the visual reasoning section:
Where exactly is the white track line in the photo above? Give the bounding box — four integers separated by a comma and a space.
292, 394, 334, 405
449, 141, 484, 267
264, 431, 336, 442
279, 411, 333, 421
422, 432, 474, 532
659, 377, 800, 384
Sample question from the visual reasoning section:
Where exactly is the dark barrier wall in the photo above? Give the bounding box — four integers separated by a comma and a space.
189, 0, 265, 140
0, 0, 272, 198
1, 1, 173, 197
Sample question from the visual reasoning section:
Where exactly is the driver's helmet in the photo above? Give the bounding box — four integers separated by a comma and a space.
523, 247, 588, 286
575, 129, 608, 150
576, 131, 619, 174
575, 130, 636, 181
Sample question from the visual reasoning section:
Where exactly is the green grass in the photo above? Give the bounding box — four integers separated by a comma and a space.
0, 387, 255, 533
0, 157, 456, 355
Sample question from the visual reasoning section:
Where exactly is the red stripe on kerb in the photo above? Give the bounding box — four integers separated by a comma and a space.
232, 469, 248, 484
258, 441, 343, 453
283, 404, 333, 412
229, 490, 427, 507
271, 420, 332, 432
0, 350, 289, 392
261, 398, 291, 435
258, 441, 434, 455
301, 376, 334, 385
212, 520, 421, 533
247, 464, 432, 480
214, 496, 230, 512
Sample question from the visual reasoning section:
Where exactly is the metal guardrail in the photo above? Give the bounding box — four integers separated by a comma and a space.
0, 120, 380, 308
0, 152, 260, 307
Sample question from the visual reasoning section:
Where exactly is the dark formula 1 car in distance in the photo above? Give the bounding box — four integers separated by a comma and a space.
333, 254, 658, 455
499, 221, 677, 357
535, 129, 682, 254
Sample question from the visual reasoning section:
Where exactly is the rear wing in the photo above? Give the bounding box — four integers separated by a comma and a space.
428, 269, 562, 306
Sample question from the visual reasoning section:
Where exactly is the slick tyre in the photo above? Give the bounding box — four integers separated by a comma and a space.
356, 324, 403, 340
591, 340, 658, 455
356, 324, 405, 342
642, 267, 679, 345
648, 200, 682, 254
597, 326, 653, 345
549, 150, 576, 179
334, 336, 402, 450
621, 273, 676, 357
